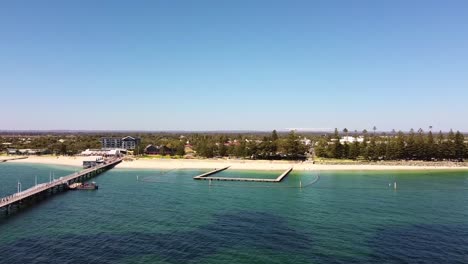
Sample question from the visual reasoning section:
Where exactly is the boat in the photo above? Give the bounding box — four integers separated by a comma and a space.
69, 182, 98, 190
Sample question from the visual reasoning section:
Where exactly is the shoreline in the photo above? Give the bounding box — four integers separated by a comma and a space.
3, 156, 468, 172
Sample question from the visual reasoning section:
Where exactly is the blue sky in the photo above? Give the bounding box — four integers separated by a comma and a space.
1, 1, 467, 131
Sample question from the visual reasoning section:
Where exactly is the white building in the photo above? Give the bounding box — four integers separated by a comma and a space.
339, 136, 364, 144
300, 138, 312, 146
80, 148, 126, 156
100, 136, 141, 150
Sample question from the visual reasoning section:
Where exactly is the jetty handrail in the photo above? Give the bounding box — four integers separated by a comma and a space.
0, 157, 122, 208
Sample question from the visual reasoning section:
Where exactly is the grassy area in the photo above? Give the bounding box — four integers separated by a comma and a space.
138, 155, 183, 159
314, 158, 361, 163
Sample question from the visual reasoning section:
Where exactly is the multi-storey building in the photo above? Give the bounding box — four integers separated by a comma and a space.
100, 136, 140, 150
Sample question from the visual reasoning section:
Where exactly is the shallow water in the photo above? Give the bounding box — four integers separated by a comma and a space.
1, 163, 468, 263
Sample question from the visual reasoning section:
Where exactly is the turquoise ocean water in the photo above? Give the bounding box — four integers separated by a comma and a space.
0, 163, 468, 263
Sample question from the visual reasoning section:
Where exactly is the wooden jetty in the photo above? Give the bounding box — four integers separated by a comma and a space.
193, 166, 231, 179
194, 167, 293, 183
0, 157, 122, 215
275, 167, 293, 182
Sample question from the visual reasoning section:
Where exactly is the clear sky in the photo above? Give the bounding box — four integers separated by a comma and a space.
1, 1, 467, 131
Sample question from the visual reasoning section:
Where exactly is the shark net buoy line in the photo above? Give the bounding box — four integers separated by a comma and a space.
137, 169, 178, 183
201, 172, 321, 189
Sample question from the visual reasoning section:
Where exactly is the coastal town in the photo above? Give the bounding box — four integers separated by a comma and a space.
2, 1, 468, 262
1, 129, 467, 171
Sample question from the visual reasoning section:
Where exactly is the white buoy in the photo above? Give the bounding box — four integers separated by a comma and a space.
300, 180, 302, 188
137, 175, 139, 181
394, 181, 397, 190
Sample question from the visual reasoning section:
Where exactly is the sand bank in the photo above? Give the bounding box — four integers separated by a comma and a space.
5, 156, 468, 171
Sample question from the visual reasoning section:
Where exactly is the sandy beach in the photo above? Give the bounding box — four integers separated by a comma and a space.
4, 156, 468, 171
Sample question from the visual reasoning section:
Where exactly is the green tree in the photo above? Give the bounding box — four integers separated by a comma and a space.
436, 131, 445, 160
367, 137, 378, 160
385, 137, 398, 160
284, 130, 304, 159
343, 142, 350, 159
405, 129, 416, 159
377, 141, 386, 160
196, 140, 215, 158
331, 141, 344, 159
234, 141, 247, 157
348, 140, 360, 160
343, 128, 349, 137
271, 130, 279, 141
218, 143, 227, 157
60, 144, 67, 155
454, 131, 465, 161
426, 130, 435, 160
315, 138, 330, 158
447, 129, 456, 160
176, 142, 186, 156
415, 128, 426, 160
395, 131, 405, 159
333, 128, 340, 139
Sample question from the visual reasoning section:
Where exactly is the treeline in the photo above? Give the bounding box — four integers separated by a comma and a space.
191, 130, 307, 160
315, 129, 467, 161
0, 135, 101, 155
3, 128, 467, 162
0, 130, 309, 160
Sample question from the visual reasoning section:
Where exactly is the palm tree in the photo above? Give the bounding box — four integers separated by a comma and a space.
343, 128, 349, 138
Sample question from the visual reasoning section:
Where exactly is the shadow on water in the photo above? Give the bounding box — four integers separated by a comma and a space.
367, 224, 468, 263
0, 211, 315, 264
1, 210, 467, 263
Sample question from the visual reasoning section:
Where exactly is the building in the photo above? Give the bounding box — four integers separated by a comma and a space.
80, 149, 126, 156
339, 136, 364, 144
6, 148, 18, 155
8, 149, 49, 155
100, 136, 141, 150
300, 137, 312, 146
144, 144, 175, 155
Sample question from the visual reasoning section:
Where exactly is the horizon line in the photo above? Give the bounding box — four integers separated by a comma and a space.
0, 129, 466, 134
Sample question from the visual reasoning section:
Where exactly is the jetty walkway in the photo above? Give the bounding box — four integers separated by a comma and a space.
193, 167, 293, 183
193, 166, 230, 179
0, 157, 122, 215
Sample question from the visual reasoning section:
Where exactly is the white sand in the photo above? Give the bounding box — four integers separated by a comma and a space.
6, 156, 468, 171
